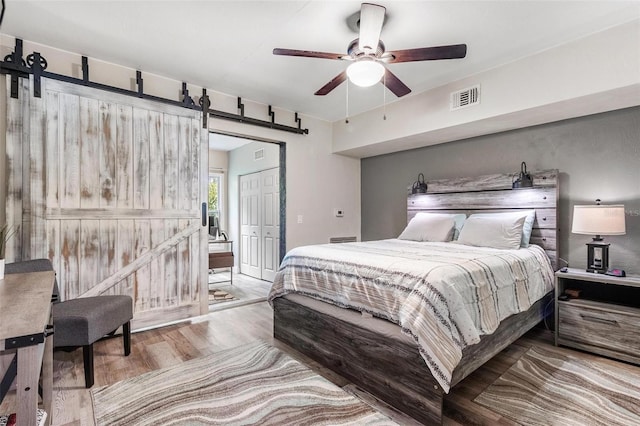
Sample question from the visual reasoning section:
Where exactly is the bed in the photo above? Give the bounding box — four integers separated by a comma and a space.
270, 169, 559, 424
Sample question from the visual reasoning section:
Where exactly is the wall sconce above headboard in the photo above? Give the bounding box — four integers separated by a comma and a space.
512, 162, 534, 189
411, 173, 428, 194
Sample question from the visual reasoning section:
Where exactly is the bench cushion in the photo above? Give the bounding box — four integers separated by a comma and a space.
53, 296, 133, 347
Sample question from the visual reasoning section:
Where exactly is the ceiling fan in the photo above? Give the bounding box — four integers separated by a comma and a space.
273, 3, 467, 97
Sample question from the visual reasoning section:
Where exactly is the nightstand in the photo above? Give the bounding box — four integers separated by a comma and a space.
555, 268, 640, 365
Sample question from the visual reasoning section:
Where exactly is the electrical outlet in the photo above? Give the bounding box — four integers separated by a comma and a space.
297, 215, 303, 224
334, 209, 344, 217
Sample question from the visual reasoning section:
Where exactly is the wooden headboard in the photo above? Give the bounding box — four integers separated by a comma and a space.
407, 169, 559, 269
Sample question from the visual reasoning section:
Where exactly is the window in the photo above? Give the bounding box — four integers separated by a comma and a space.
208, 173, 224, 236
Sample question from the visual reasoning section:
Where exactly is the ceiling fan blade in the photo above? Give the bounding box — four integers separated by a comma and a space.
314, 71, 347, 96
358, 3, 386, 53
273, 48, 345, 60
386, 44, 467, 63
382, 69, 411, 97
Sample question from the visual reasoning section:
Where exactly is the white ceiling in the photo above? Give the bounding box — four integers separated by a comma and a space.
3, 1, 639, 123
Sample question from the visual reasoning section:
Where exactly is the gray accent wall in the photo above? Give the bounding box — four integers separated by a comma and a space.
361, 106, 640, 274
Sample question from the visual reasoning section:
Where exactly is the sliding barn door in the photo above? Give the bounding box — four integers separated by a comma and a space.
5, 77, 209, 329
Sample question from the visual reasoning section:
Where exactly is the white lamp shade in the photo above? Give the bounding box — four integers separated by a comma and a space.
571, 204, 626, 235
346, 60, 385, 87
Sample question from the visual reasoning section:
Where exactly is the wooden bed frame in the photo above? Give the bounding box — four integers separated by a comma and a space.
273, 169, 559, 424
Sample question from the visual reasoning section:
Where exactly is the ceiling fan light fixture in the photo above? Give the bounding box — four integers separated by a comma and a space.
346, 59, 385, 87
273, 3, 467, 97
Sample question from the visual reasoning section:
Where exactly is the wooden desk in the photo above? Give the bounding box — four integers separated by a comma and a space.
208, 239, 234, 285
0, 270, 55, 426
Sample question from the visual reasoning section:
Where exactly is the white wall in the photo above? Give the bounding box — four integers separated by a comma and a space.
0, 35, 202, 102
208, 149, 228, 171
332, 20, 640, 158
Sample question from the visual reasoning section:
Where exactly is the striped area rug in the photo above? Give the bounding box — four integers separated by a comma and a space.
474, 346, 640, 426
91, 341, 397, 425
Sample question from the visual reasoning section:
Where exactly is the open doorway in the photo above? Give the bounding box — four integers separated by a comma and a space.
206, 132, 285, 311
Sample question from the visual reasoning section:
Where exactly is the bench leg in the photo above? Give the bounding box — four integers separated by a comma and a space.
123, 321, 131, 356
83, 344, 94, 388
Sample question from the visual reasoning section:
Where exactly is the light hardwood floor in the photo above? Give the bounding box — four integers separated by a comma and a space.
207, 271, 271, 312
0, 300, 629, 425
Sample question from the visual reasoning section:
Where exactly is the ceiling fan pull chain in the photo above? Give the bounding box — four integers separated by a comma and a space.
383, 72, 387, 120
345, 80, 350, 124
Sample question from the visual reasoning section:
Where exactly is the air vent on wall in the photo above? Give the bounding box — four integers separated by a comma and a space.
254, 148, 264, 161
329, 236, 357, 244
450, 85, 480, 111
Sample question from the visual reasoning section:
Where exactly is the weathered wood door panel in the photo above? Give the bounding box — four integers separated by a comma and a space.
5, 77, 209, 330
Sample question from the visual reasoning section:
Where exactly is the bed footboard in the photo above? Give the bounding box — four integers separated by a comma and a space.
273, 292, 553, 424
273, 297, 444, 425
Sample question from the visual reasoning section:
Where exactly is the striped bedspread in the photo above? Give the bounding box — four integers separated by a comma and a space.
268, 239, 554, 393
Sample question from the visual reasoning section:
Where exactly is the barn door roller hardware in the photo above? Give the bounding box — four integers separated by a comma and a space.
0, 38, 309, 135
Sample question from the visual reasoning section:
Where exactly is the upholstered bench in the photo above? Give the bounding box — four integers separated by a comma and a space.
53, 296, 132, 388
5, 258, 133, 389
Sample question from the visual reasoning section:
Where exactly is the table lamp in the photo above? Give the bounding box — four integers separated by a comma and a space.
571, 200, 626, 273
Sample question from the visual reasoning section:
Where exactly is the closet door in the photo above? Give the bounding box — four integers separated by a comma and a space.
5, 77, 209, 330
261, 168, 280, 282
239, 172, 262, 279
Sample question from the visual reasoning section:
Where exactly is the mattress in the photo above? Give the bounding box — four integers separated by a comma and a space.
269, 239, 554, 392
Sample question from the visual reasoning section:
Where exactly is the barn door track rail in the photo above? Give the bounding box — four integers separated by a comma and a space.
0, 38, 308, 135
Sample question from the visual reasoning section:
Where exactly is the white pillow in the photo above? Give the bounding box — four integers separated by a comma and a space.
471, 210, 536, 247
449, 213, 468, 240
398, 213, 457, 242
456, 214, 527, 250
408, 212, 467, 241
